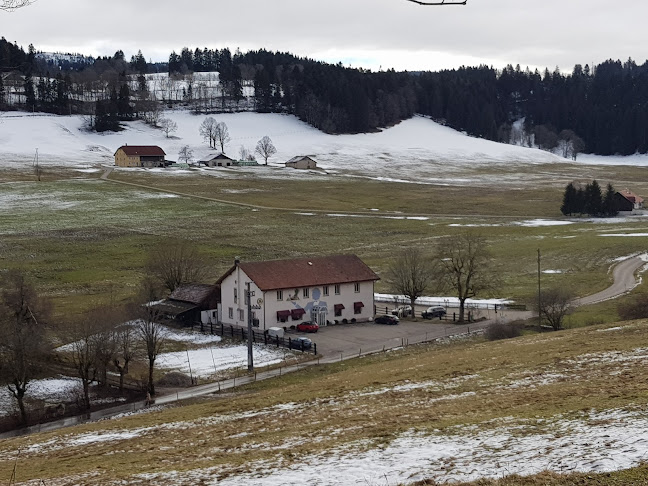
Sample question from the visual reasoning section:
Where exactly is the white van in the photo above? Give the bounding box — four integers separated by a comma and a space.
268, 327, 285, 339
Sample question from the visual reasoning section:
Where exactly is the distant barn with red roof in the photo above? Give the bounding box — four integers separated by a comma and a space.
615, 189, 644, 212
114, 145, 166, 168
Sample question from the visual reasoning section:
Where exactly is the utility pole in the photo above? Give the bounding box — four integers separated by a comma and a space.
246, 282, 254, 372
537, 249, 542, 328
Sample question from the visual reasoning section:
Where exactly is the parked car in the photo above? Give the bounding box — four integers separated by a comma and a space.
288, 336, 313, 350
391, 305, 412, 317
422, 306, 447, 319
374, 315, 400, 325
296, 321, 319, 333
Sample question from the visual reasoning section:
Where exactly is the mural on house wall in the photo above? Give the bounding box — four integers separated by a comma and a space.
290, 288, 329, 325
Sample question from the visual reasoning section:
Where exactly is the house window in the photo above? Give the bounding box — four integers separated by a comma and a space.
228, 307, 233, 319
354, 282, 360, 293
212, 311, 217, 318
238, 309, 244, 321
303, 287, 310, 298
323, 286, 329, 296
277, 290, 283, 301
334, 284, 341, 295
334, 303, 345, 317
244, 291, 249, 305
234, 288, 237, 304
354, 301, 364, 315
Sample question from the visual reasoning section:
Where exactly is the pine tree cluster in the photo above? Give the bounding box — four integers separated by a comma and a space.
560, 181, 618, 217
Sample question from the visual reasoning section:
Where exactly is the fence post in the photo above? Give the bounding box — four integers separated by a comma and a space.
264, 333, 268, 345
230, 325, 234, 337
313, 343, 317, 355
453, 313, 456, 322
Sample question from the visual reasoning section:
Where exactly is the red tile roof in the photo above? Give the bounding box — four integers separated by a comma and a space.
618, 189, 644, 205
116, 145, 166, 157
218, 255, 379, 291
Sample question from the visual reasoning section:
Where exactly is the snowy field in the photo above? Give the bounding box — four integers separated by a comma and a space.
0, 110, 575, 184
5, 321, 648, 485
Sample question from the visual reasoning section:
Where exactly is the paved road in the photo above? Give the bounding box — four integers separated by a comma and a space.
574, 255, 646, 306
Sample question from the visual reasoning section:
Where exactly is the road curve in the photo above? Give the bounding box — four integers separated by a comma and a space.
574, 255, 647, 307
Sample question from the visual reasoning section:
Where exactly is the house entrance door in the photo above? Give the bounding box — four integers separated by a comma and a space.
311, 306, 327, 327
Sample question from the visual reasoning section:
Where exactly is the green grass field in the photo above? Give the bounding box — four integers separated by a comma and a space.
2, 164, 648, 320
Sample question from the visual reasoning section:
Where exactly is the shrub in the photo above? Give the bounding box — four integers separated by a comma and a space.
157, 372, 192, 387
619, 294, 648, 321
485, 322, 522, 341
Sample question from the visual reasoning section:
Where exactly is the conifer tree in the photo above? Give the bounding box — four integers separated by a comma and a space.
603, 183, 618, 217
560, 182, 577, 216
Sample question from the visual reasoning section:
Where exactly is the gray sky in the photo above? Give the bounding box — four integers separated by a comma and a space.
3, 0, 647, 72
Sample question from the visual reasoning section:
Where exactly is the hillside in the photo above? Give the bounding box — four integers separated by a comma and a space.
1, 110, 574, 185
2, 320, 648, 484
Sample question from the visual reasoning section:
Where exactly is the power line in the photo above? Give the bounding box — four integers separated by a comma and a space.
405, 0, 467, 5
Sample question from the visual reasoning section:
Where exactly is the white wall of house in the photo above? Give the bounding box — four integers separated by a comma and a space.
219, 268, 264, 329
264, 281, 375, 329
200, 309, 219, 326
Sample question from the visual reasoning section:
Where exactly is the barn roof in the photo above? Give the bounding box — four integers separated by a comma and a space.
115, 145, 166, 157
169, 284, 216, 305
201, 153, 234, 162
217, 254, 379, 291
286, 155, 316, 164
617, 189, 644, 205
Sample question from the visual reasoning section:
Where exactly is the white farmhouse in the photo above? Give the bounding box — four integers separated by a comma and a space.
216, 255, 380, 330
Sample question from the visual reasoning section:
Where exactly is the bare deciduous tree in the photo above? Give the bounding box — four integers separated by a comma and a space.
0, 270, 51, 424
178, 145, 194, 164
436, 232, 498, 322
199, 116, 217, 148
146, 240, 209, 293
0, 0, 35, 11
113, 325, 134, 393
133, 284, 167, 397
255, 135, 277, 165
214, 121, 231, 153
387, 248, 435, 319
538, 287, 573, 330
159, 117, 177, 138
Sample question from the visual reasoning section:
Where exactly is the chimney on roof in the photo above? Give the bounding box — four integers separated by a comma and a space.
235, 257, 240, 266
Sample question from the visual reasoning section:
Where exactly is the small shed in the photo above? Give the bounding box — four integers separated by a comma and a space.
285, 156, 318, 170
200, 153, 235, 167
151, 284, 220, 327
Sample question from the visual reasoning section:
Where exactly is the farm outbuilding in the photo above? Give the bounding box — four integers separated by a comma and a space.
615, 189, 644, 212
114, 145, 166, 167
200, 153, 235, 167
151, 284, 220, 327
285, 156, 318, 170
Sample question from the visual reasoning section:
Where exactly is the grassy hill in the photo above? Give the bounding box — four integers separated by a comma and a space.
2, 320, 648, 484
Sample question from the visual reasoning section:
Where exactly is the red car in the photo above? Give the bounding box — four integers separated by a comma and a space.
296, 321, 319, 333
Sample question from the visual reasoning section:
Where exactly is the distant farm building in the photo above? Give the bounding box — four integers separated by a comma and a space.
200, 153, 235, 167
615, 189, 644, 212
285, 156, 318, 170
114, 145, 166, 167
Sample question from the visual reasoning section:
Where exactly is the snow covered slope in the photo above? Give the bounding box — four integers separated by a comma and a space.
0, 110, 599, 183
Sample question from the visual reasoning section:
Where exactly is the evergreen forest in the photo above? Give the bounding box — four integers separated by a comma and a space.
2, 37, 648, 156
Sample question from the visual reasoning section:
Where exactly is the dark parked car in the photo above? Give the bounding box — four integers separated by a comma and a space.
288, 336, 313, 350
374, 315, 400, 325
296, 321, 319, 333
422, 306, 447, 319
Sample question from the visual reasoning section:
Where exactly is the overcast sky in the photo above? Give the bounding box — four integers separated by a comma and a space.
3, 0, 647, 72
